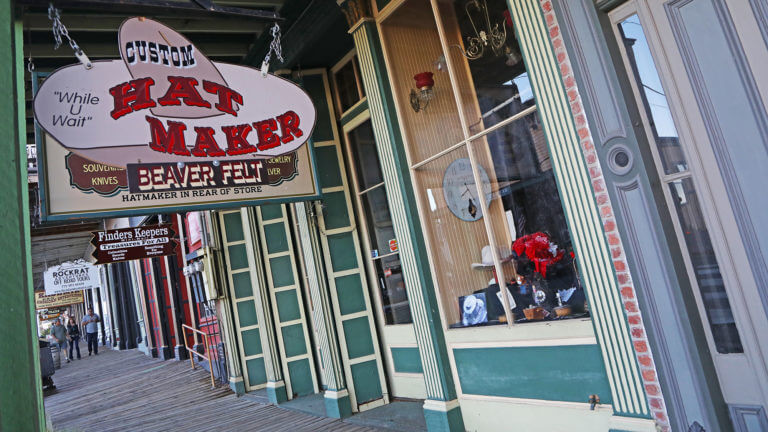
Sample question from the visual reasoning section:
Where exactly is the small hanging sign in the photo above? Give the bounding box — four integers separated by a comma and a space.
388, 239, 399, 253
91, 224, 177, 265
33, 17, 320, 220
43, 260, 100, 295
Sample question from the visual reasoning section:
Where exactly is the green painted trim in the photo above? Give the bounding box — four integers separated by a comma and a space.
340, 99, 370, 126
324, 393, 353, 419
507, 0, 648, 417
423, 405, 464, 432
353, 19, 459, 403
453, 345, 613, 404
0, 16, 44, 431
267, 381, 289, 404
391, 347, 424, 374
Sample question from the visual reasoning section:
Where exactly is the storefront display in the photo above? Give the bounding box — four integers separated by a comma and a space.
380, 0, 585, 329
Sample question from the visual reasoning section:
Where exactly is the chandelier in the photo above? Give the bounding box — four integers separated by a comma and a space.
462, 0, 507, 60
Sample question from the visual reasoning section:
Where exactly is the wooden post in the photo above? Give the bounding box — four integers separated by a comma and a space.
0, 10, 45, 430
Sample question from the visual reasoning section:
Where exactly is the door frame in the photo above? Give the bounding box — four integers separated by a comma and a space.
340, 109, 427, 400
609, 0, 768, 417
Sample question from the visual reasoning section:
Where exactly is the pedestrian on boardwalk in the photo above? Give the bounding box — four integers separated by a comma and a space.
51, 318, 69, 363
67, 317, 81, 360
81, 308, 100, 356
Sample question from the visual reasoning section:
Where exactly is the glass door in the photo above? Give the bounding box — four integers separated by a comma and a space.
343, 116, 426, 399
611, 0, 768, 424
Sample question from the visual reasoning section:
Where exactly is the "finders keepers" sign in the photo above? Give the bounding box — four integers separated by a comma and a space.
91, 224, 177, 264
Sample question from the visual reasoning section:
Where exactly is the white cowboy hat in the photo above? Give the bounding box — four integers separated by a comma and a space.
471, 245, 513, 269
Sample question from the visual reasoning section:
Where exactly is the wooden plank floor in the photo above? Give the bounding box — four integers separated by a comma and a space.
44, 348, 384, 432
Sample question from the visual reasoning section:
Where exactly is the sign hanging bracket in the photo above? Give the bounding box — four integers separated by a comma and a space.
48, 3, 92, 69
261, 23, 284, 77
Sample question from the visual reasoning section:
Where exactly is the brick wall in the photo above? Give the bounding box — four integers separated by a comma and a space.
539, 1, 670, 429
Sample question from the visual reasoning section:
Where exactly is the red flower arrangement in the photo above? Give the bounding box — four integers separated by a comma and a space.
512, 232, 565, 278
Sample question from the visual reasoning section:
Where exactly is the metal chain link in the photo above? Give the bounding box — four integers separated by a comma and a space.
48, 3, 92, 69
26, 26, 35, 72
261, 23, 283, 76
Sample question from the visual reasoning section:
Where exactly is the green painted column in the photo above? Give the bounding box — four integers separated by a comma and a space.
0, 9, 45, 431
338, 3, 464, 431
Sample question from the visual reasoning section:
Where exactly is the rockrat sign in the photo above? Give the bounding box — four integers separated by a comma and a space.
33, 17, 320, 219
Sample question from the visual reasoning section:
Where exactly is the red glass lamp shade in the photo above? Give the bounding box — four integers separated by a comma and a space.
413, 72, 434, 90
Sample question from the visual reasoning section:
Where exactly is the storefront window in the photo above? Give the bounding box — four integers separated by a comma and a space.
348, 120, 412, 325
380, 0, 586, 329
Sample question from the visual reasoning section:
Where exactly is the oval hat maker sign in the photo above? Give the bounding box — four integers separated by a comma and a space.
34, 17, 317, 168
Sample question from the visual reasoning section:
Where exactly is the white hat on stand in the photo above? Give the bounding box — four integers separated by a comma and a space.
471, 245, 513, 269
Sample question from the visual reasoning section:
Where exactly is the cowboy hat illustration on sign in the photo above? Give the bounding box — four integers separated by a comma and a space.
33, 17, 317, 169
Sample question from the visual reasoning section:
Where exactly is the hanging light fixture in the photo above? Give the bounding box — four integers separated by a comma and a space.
461, 0, 507, 60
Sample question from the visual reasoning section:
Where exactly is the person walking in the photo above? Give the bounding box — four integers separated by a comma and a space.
51, 318, 69, 363
66, 317, 82, 360
81, 307, 101, 356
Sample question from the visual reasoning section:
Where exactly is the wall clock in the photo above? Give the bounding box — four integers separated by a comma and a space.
442, 158, 493, 222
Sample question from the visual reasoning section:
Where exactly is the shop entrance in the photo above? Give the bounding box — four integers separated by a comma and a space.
342, 115, 427, 400
610, 1, 768, 429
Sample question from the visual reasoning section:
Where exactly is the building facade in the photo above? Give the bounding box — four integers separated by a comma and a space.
7, 0, 768, 431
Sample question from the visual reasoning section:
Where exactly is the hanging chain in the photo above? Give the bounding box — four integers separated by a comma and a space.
48, 3, 92, 69
261, 23, 284, 76
26, 26, 35, 73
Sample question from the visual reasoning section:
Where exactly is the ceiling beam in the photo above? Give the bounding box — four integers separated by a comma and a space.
24, 13, 267, 34
17, 0, 283, 20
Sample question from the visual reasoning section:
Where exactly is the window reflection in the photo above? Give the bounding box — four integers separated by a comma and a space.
619, 15, 687, 174
669, 178, 742, 353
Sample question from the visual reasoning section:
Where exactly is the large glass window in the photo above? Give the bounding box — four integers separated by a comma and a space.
618, 15, 742, 353
347, 120, 412, 325
380, 0, 586, 329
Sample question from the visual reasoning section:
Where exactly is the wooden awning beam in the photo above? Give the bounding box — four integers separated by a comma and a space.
17, 0, 284, 21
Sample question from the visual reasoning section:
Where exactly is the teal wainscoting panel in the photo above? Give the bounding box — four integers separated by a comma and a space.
236, 300, 258, 327
315, 146, 343, 188
246, 357, 267, 386
453, 345, 613, 404
232, 272, 252, 299
263, 222, 289, 254
222, 212, 244, 241
335, 274, 367, 315
281, 324, 308, 358
322, 191, 351, 230
342, 316, 375, 359
391, 347, 423, 373
241, 328, 263, 357
302, 74, 334, 142
227, 244, 249, 270
269, 256, 295, 288
259, 204, 283, 221
275, 289, 301, 323
350, 360, 383, 404
287, 358, 315, 397
327, 233, 358, 272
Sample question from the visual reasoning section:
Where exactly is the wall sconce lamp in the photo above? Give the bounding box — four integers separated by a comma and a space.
410, 72, 435, 113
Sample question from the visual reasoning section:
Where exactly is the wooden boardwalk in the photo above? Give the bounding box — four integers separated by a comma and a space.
44, 348, 384, 432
